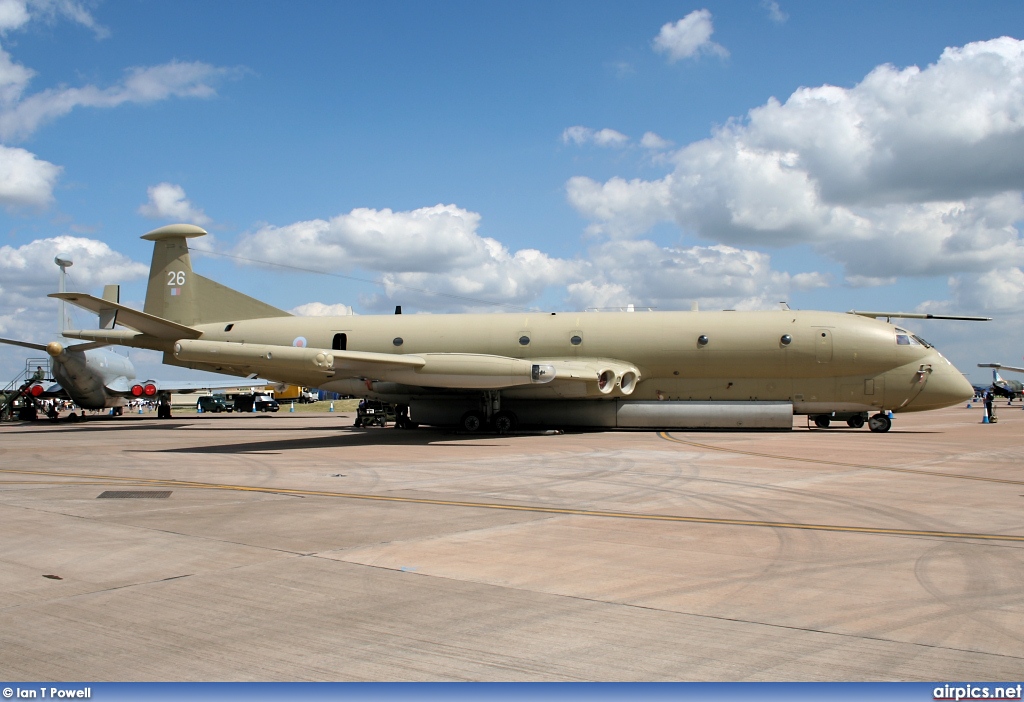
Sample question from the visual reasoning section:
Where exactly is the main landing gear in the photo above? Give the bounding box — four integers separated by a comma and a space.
459, 391, 519, 434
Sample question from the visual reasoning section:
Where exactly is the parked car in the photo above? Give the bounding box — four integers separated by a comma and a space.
197, 395, 231, 413
233, 393, 280, 413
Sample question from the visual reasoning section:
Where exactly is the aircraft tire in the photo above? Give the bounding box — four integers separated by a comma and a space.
493, 411, 518, 435
813, 416, 830, 428
847, 415, 865, 429
460, 411, 485, 433
868, 413, 892, 433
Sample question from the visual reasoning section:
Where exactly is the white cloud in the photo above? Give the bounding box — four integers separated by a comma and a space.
0, 0, 30, 32
138, 182, 211, 225
0, 45, 31, 106
562, 125, 629, 148
653, 10, 728, 63
0, 143, 59, 208
567, 241, 793, 311
236, 204, 583, 312
640, 131, 673, 150
291, 302, 354, 317
0, 60, 237, 141
566, 175, 674, 239
24, 0, 108, 38
568, 37, 1024, 286
791, 271, 830, 290
762, 1, 787, 24
0, 235, 147, 295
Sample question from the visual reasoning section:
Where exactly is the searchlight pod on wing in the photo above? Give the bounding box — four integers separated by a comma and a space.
51, 223, 984, 433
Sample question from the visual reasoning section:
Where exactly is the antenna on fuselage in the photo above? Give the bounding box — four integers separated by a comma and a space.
54, 253, 73, 338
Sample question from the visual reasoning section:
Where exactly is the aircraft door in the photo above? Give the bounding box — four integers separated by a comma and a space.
814, 328, 833, 363
332, 333, 348, 351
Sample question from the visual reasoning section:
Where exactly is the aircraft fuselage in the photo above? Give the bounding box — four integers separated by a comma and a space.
172, 308, 971, 415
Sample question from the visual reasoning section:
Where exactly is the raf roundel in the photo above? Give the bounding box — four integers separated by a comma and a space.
292, 337, 308, 348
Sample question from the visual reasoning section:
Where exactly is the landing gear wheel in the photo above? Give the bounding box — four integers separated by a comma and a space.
868, 413, 892, 433
813, 416, 831, 428
460, 411, 485, 433
493, 411, 518, 435
846, 415, 865, 429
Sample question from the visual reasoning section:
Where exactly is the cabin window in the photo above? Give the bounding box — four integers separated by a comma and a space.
224, 323, 234, 332
780, 334, 791, 346
570, 335, 582, 346
332, 333, 347, 350
519, 336, 530, 346
393, 337, 404, 347
697, 335, 709, 346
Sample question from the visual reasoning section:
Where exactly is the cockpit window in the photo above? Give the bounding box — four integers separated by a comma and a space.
895, 328, 921, 346
912, 334, 932, 348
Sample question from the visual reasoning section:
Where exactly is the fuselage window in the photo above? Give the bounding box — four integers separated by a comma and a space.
519, 336, 530, 346
570, 335, 582, 346
333, 333, 347, 351
224, 323, 234, 332
393, 337, 404, 347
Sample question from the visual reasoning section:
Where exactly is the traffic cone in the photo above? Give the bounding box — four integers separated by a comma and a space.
983, 412, 990, 424
197, 404, 202, 414
329, 402, 334, 412
290, 402, 295, 413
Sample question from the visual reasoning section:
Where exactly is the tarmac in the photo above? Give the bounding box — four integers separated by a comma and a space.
1, 402, 1022, 681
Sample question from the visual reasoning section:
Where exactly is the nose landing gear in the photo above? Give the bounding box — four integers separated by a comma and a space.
868, 413, 892, 433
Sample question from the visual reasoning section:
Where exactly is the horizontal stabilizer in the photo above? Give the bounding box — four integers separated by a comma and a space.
50, 293, 201, 339
849, 310, 991, 321
0, 336, 47, 352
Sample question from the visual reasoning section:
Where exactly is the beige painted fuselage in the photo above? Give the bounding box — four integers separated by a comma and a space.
54, 224, 975, 430
179, 309, 967, 415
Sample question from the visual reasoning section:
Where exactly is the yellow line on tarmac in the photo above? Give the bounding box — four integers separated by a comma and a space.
1, 467, 1022, 543
658, 432, 1024, 486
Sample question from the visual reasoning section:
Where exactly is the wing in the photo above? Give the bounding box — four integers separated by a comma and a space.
171, 339, 642, 393
978, 363, 1024, 374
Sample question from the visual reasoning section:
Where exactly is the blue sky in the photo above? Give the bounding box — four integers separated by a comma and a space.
2, 0, 1024, 383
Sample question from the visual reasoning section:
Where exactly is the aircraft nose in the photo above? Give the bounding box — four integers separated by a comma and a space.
912, 355, 975, 410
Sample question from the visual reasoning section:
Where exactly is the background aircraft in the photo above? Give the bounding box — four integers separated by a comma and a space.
977, 363, 1024, 400
1, 255, 260, 418
54, 224, 980, 433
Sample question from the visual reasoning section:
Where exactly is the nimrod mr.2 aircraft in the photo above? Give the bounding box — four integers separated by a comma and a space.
53, 224, 980, 433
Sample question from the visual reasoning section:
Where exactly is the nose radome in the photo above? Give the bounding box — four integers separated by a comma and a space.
913, 356, 974, 410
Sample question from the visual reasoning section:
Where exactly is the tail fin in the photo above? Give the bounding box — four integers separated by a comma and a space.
142, 224, 290, 326
994, 370, 1005, 384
